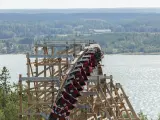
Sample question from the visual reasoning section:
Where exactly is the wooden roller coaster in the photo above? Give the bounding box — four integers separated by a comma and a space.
18, 40, 139, 120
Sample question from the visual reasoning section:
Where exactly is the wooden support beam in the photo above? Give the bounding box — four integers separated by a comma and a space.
29, 54, 73, 58
19, 74, 23, 120
37, 66, 52, 76
30, 102, 53, 105
36, 62, 67, 66
104, 84, 125, 119
19, 113, 42, 116
120, 86, 139, 119
20, 77, 59, 81
27, 89, 57, 93
95, 83, 118, 120
37, 87, 52, 98
76, 104, 91, 109
88, 75, 111, 81
81, 92, 97, 96
53, 65, 66, 75
87, 116, 95, 120
27, 80, 31, 120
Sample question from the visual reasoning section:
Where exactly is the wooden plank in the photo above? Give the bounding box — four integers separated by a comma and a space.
29, 54, 73, 58
35, 44, 69, 47
30, 102, 53, 105
19, 113, 41, 116
88, 75, 110, 81
37, 63, 67, 66
57, 46, 79, 55
87, 116, 95, 120
20, 77, 59, 81
97, 115, 101, 119
27, 90, 57, 92
76, 104, 91, 109
81, 92, 97, 96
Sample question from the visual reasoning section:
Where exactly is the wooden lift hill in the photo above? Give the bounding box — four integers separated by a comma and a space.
18, 40, 139, 120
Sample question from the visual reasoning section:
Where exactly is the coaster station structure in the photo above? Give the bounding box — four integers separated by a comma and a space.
18, 40, 139, 120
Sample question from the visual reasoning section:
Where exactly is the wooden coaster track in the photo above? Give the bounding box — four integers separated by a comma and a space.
18, 40, 139, 120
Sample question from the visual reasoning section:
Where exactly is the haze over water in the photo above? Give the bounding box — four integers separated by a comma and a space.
0, 54, 160, 119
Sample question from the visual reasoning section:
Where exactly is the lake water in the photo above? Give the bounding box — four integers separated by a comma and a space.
102, 55, 160, 120
0, 54, 27, 83
0, 54, 160, 119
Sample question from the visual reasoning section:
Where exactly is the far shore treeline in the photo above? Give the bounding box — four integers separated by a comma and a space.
1, 9, 160, 54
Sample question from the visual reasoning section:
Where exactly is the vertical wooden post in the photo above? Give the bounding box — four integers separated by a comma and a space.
85, 104, 88, 120
27, 80, 31, 120
44, 47, 47, 102
35, 46, 40, 120
73, 39, 76, 57
97, 64, 101, 91
97, 75, 101, 119
51, 47, 55, 106
19, 74, 22, 120
35, 46, 38, 77
97, 75, 100, 91
97, 107, 101, 120
96, 74, 101, 120
109, 75, 113, 116
58, 58, 62, 82
27, 55, 34, 77
51, 47, 54, 78
26, 53, 29, 77
26, 53, 31, 120
110, 75, 113, 93
51, 79, 54, 107
44, 47, 47, 77
66, 42, 69, 68
104, 74, 107, 96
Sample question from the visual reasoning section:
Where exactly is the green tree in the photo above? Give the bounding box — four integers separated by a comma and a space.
0, 67, 11, 108
138, 111, 148, 120
158, 113, 160, 120
0, 109, 5, 120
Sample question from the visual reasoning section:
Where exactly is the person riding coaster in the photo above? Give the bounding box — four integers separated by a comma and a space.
49, 47, 103, 120
49, 106, 70, 120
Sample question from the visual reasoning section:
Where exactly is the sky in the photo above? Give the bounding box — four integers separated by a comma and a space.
0, 0, 160, 9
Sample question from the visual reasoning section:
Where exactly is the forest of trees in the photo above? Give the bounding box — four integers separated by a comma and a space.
80, 33, 160, 54
1, 11, 160, 54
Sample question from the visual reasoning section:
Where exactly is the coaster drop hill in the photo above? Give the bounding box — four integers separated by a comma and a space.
18, 40, 139, 120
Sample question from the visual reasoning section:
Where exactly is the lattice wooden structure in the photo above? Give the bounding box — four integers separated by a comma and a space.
18, 40, 139, 120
